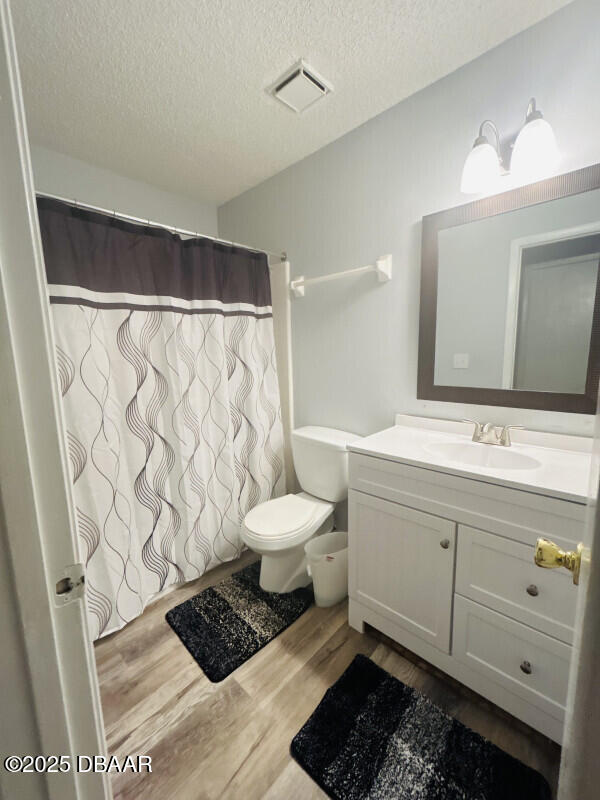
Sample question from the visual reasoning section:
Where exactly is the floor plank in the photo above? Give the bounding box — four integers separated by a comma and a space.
95, 554, 561, 799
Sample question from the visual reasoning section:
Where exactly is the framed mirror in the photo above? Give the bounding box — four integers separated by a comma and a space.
418, 163, 600, 413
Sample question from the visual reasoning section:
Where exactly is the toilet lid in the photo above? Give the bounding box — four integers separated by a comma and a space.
244, 494, 321, 538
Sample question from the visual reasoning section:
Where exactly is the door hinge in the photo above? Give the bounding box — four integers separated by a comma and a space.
55, 564, 85, 605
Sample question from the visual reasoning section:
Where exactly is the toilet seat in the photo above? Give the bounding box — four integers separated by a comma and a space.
242, 492, 334, 551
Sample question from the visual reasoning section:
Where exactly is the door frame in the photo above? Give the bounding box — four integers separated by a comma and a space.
0, 1, 109, 798
558, 405, 600, 798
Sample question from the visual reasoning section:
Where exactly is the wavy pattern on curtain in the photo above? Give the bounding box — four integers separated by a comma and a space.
38, 198, 285, 639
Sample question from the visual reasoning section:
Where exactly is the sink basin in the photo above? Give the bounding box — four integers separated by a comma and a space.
424, 441, 542, 471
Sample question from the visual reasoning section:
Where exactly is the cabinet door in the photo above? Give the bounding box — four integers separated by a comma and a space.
349, 490, 456, 652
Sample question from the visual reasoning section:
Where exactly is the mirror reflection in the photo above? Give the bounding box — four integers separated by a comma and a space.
434, 189, 600, 393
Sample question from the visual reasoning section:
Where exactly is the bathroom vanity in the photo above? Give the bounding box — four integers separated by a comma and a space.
347, 415, 591, 742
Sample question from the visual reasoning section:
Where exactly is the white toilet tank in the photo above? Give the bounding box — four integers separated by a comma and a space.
292, 426, 360, 503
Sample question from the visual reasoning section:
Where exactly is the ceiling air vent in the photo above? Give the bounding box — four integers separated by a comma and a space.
270, 60, 333, 113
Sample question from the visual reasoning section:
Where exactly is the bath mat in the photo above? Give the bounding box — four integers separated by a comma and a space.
166, 561, 313, 682
291, 654, 551, 800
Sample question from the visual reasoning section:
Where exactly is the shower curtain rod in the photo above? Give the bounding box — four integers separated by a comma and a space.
36, 191, 287, 262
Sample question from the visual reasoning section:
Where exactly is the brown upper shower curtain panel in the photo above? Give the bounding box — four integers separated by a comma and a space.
37, 198, 285, 639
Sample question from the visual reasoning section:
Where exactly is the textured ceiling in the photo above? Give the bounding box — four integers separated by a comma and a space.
14, 0, 572, 206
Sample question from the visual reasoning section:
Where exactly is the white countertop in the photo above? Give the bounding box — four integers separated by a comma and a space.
348, 415, 593, 504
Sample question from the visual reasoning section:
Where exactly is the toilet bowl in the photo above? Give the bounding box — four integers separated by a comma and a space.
242, 492, 334, 592
240, 426, 359, 593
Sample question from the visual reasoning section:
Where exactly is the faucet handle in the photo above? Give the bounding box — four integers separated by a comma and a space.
499, 424, 524, 447
461, 418, 483, 441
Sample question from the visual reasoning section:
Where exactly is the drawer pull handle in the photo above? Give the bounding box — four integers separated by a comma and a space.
526, 584, 539, 597
440, 539, 450, 549
520, 660, 532, 675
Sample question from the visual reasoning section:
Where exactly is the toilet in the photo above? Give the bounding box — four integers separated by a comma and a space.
241, 426, 359, 593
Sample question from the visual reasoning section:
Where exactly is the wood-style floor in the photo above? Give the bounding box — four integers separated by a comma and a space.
95, 552, 561, 799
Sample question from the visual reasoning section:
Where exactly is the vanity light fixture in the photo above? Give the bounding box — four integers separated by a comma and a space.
511, 98, 559, 183
461, 97, 559, 194
460, 120, 505, 194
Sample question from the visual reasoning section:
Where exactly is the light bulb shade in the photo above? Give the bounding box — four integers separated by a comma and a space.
460, 141, 501, 194
511, 117, 559, 182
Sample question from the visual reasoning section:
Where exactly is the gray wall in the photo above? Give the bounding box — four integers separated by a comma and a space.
31, 145, 218, 236
219, 0, 600, 437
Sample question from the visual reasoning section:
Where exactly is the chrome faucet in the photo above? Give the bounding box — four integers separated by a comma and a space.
462, 419, 524, 447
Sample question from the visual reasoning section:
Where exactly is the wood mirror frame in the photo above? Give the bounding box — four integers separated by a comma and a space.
417, 163, 600, 414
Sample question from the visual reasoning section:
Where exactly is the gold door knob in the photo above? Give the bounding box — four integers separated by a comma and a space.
534, 538, 583, 586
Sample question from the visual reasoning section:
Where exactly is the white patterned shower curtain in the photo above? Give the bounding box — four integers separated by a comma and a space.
38, 198, 285, 639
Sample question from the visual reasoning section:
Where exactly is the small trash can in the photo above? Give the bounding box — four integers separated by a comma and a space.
305, 530, 348, 607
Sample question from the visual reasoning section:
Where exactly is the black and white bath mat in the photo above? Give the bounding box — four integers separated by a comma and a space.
166, 561, 313, 682
291, 654, 551, 800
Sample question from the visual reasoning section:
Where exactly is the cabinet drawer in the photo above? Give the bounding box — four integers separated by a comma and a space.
349, 452, 584, 548
456, 525, 577, 644
349, 490, 456, 653
454, 595, 571, 722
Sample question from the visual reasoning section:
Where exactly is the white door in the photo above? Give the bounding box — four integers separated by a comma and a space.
0, 2, 109, 799
557, 406, 600, 797
348, 490, 456, 652
512, 254, 599, 392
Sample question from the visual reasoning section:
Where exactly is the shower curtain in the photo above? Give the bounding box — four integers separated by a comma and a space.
37, 198, 285, 639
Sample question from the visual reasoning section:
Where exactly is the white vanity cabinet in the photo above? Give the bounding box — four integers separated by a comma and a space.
347, 424, 588, 743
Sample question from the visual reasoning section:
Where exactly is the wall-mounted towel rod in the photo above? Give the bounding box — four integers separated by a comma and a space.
290, 254, 392, 297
